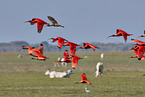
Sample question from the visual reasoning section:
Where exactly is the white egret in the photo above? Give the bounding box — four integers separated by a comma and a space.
85, 86, 92, 94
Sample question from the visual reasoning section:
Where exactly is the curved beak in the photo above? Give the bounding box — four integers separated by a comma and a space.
106, 36, 111, 39
23, 21, 29, 24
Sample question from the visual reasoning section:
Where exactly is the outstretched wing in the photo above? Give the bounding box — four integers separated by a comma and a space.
37, 22, 44, 33
122, 32, 127, 42
88, 44, 96, 51
47, 16, 58, 25
131, 39, 145, 44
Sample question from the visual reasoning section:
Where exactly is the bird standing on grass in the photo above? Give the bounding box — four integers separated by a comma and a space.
85, 86, 92, 94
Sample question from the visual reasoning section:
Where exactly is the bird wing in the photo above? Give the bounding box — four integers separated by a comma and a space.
32, 48, 43, 57
47, 16, 58, 25
58, 41, 64, 48
122, 32, 127, 42
144, 30, 145, 34
72, 56, 79, 69
131, 39, 145, 44
86, 43, 97, 51
37, 22, 44, 33
137, 47, 145, 59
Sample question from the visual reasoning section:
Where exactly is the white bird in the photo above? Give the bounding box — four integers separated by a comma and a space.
85, 86, 92, 94
101, 53, 104, 60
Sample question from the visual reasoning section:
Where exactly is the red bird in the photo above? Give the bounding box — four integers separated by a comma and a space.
31, 47, 48, 61
49, 37, 67, 49
75, 73, 91, 84
106, 29, 133, 42
129, 46, 139, 58
131, 39, 145, 60
70, 55, 82, 69
63, 50, 71, 63
24, 18, 48, 33
64, 41, 80, 56
78, 42, 100, 51
129, 46, 145, 60
39, 44, 44, 55
21, 46, 33, 55
137, 30, 145, 38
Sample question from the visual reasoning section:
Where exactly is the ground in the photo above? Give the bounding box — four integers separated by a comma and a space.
0, 52, 145, 97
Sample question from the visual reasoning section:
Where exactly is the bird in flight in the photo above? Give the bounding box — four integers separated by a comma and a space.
131, 39, 145, 60
48, 37, 67, 49
63, 41, 80, 56
24, 18, 48, 33
78, 42, 100, 51
46, 16, 64, 28
106, 29, 133, 42
31, 47, 48, 61
75, 73, 91, 84
70, 55, 82, 69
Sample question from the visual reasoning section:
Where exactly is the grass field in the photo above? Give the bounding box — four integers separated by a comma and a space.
0, 52, 145, 97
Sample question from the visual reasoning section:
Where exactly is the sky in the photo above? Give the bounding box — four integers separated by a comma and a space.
1, 0, 145, 44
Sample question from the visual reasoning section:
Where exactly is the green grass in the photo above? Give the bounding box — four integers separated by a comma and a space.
0, 52, 145, 97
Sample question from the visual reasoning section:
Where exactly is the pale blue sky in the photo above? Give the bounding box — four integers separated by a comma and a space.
1, 0, 145, 44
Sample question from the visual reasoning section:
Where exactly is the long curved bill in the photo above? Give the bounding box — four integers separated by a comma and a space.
23, 21, 29, 23
106, 36, 111, 39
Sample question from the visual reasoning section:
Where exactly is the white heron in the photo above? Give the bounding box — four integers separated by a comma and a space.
85, 86, 92, 94
101, 53, 104, 60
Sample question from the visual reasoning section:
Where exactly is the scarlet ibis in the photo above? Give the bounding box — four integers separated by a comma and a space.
63, 41, 80, 56
39, 44, 44, 55
78, 42, 100, 51
131, 39, 145, 60
21, 46, 33, 55
31, 47, 48, 61
75, 73, 91, 84
106, 29, 133, 42
49, 37, 67, 49
129, 46, 139, 58
46, 16, 64, 28
24, 18, 48, 33
63, 50, 72, 63
70, 55, 82, 69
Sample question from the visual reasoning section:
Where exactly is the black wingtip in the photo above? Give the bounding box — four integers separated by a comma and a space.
131, 39, 135, 40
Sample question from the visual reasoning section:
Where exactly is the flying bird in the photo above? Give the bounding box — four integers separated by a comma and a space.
63, 41, 80, 56
131, 39, 145, 60
75, 73, 91, 84
31, 47, 48, 61
39, 44, 44, 55
46, 16, 64, 28
63, 50, 72, 63
106, 29, 133, 42
85, 86, 92, 94
24, 18, 48, 33
78, 42, 100, 51
20, 46, 33, 55
49, 37, 67, 48
70, 55, 82, 69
